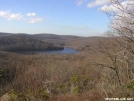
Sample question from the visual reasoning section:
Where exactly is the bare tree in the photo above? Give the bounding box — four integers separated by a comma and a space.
96, 0, 134, 87
108, 0, 134, 80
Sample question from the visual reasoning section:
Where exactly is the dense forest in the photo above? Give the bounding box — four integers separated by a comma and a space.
0, 34, 64, 52
0, 0, 134, 101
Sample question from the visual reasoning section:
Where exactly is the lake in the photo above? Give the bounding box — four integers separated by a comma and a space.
15, 48, 79, 54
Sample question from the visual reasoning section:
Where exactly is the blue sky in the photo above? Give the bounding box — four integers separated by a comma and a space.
0, 0, 110, 36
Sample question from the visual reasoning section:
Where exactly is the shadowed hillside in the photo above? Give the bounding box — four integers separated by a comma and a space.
0, 32, 111, 52
0, 32, 134, 101
0, 32, 13, 36
0, 32, 113, 52
0, 34, 64, 52
33, 33, 83, 46
33, 34, 111, 52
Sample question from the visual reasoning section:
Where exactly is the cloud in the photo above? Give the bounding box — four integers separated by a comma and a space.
65, 25, 88, 31
28, 18, 43, 23
7, 13, 23, 20
0, 10, 9, 17
87, 0, 110, 8
27, 12, 44, 23
0, 10, 44, 23
76, 0, 87, 6
0, 10, 23, 20
99, 0, 134, 36
79, 26, 87, 30
27, 13, 36, 17
99, 0, 134, 12
86, 0, 134, 9
99, 4, 120, 12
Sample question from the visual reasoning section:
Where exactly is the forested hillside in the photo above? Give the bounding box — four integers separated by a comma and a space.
0, 32, 13, 36
0, 34, 64, 52
33, 33, 82, 46
0, 0, 134, 100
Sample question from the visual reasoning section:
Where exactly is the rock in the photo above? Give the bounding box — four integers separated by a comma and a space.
0, 93, 12, 101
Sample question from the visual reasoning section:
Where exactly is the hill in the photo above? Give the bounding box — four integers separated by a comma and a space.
0, 32, 112, 51
0, 34, 64, 52
33, 33, 81, 40
0, 32, 13, 36
32, 33, 109, 51
33, 33, 83, 46
0, 32, 134, 101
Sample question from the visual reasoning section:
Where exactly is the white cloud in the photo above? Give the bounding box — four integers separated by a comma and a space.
99, 0, 134, 36
65, 25, 88, 31
87, 0, 110, 8
76, 0, 87, 6
99, 4, 121, 12
27, 13, 36, 17
87, 0, 120, 8
0, 10, 9, 17
0, 10, 43, 23
28, 18, 43, 23
0, 10, 23, 20
99, 0, 134, 12
27, 12, 44, 23
79, 26, 86, 30
7, 13, 23, 20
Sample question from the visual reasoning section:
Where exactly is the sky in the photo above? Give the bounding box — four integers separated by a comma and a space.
0, 0, 112, 36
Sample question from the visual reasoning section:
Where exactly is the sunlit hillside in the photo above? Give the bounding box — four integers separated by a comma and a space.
0, 0, 134, 101
0, 33, 134, 101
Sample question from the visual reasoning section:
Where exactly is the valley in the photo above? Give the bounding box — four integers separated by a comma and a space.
0, 32, 134, 101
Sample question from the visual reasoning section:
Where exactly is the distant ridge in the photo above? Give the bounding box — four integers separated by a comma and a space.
0, 32, 110, 51
0, 32, 13, 36
0, 32, 82, 38
0, 33, 64, 52
0, 32, 83, 45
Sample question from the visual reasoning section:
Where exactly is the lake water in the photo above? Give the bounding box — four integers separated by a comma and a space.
16, 48, 79, 54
